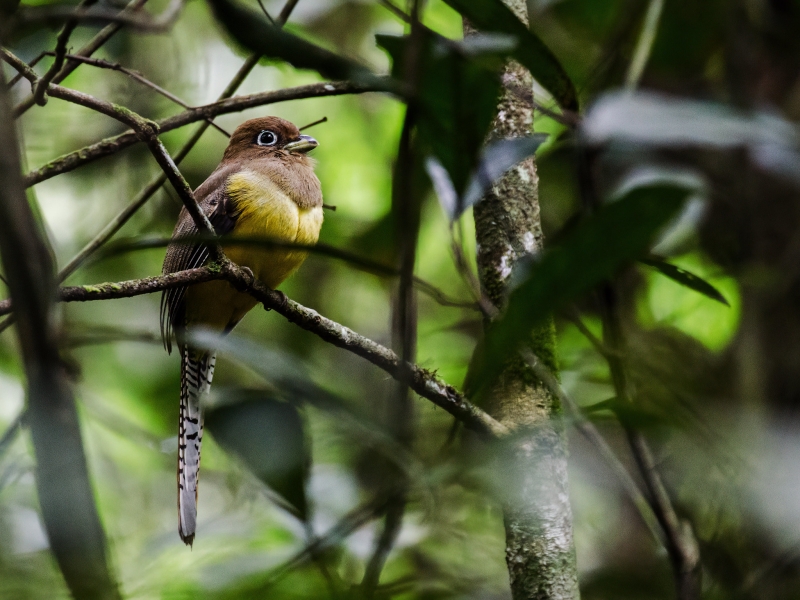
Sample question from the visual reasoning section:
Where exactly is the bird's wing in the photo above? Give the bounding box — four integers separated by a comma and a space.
160, 165, 239, 352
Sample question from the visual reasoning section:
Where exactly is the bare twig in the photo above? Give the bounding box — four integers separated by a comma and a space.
520, 349, 665, 546
378, 0, 410, 22
13, 0, 184, 32
561, 305, 620, 360
47, 53, 230, 136
0, 411, 24, 464
450, 220, 498, 319
598, 282, 701, 599
24, 79, 384, 187
299, 116, 328, 130
14, 0, 151, 117
8, 52, 46, 88
32, 0, 100, 106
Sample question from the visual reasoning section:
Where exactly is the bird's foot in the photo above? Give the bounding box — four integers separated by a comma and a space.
239, 266, 255, 290
264, 290, 288, 312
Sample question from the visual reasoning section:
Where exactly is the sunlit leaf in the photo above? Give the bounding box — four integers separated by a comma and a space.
641, 257, 729, 306
207, 389, 309, 520
472, 184, 689, 392
442, 0, 578, 110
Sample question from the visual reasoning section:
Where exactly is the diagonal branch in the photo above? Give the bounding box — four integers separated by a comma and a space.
0, 265, 507, 438
48, 53, 230, 136
14, 0, 151, 117
32, 0, 100, 106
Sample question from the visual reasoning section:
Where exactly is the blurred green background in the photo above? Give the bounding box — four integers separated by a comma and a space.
4, 0, 800, 598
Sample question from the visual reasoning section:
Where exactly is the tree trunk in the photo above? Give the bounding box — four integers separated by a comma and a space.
465, 3, 580, 598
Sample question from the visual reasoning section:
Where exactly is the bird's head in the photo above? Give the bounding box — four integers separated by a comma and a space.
222, 116, 318, 162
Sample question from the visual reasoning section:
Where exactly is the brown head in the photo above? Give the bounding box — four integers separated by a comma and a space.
222, 116, 318, 163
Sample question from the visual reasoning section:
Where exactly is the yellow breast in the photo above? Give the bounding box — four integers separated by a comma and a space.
225, 169, 324, 288
184, 168, 323, 333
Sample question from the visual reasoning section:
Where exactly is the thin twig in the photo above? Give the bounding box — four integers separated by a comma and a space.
501, 74, 581, 128
299, 116, 327, 131
561, 305, 620, 360
14, 0, 152, 117
250, 493, 391, 594
450, 220, 498, 319
32, 0, 100, 106
0, 411, 25, 464
378, 0, 410, 22
12, 0, 184, 32
520, 348, 665, 546
625, 0, 665, 89
47, 53, 230, 136
23, 79, 384, 187
8, 52, 46, 88
598, 282, 701, 599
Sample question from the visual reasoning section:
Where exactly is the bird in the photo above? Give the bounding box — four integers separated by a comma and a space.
160, 116, 323, 545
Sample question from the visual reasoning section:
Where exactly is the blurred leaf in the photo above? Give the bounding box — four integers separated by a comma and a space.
207, 389, 309, 520
583, 91, 798, 147
428, 135, 548, 221
641, 256, 729, 306
377, 32, 506, 198
425, 156, 459, 220
207, 0, 386, 87
0, 69, 120, 599
472, 184, 689, 392
442, 0, 579, 110
461, 135, 548, 214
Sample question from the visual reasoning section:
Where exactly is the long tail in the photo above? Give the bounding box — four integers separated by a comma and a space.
178, 345, 216, 546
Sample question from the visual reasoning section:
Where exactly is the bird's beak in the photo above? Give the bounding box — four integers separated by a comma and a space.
284, 134, 318, 154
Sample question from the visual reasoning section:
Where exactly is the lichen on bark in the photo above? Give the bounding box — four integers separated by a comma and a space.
466, 1, 580, 597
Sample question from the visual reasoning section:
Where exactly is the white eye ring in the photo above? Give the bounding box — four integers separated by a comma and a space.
256, 130, 277, 146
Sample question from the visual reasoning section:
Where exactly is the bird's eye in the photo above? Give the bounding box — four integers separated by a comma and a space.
256, 130, 278, 146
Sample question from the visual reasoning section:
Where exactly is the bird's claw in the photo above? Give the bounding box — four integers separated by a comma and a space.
240, 266, 255, 289
264, 290, 288, 312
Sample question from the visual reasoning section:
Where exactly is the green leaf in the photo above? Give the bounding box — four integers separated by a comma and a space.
641, 257, 729, 306
442, 0, 578, 110
472, 184, 689, 392
207, 0, 385, 87
377, 31, 506, 199
207, 389, 309, 520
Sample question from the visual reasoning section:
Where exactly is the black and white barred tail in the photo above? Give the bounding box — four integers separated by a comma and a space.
178, 345, 215, 546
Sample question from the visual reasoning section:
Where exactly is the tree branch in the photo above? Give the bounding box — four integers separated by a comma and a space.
0, 265, 507, 438
32, 0, 100, 106
48, 53, 230, 137
13, 0, 152, 117
23, 79, 384, 187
